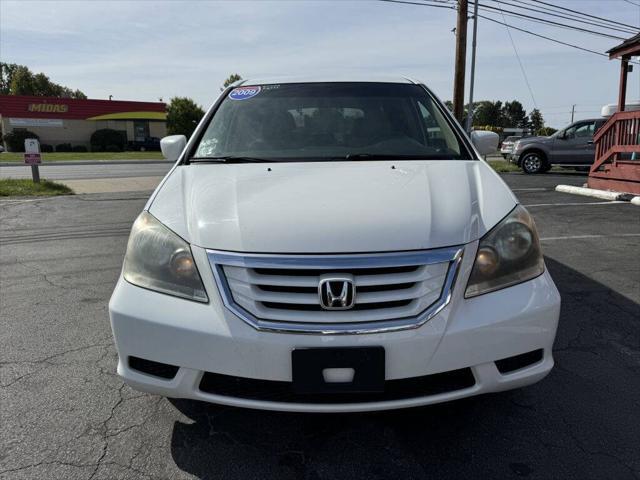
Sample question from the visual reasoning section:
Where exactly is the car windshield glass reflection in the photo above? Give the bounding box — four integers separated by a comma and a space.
192, 82, 471, 162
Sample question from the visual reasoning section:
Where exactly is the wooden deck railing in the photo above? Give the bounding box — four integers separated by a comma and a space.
592, 110, 640, 171
589, 110, 640, 194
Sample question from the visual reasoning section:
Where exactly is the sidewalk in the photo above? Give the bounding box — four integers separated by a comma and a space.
0, 159, 166, 167
61, 176, 163, 194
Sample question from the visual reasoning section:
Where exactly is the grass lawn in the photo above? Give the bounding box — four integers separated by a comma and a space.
0, 151, 537, 175
0, 179, 74, 197
488, 160, 521, 173
0, 151, 164, 162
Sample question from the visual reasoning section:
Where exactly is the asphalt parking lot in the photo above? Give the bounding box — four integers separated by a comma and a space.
1, 171, 639, 480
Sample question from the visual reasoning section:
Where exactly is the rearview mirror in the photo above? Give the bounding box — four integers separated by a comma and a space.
160, 135, 187, 161
470, 130, 499, 156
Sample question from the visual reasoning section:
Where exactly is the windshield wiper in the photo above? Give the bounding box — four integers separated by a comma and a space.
342, 153, 448, 161
189, 156, 277, 163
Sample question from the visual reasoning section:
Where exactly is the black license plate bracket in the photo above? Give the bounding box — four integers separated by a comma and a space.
292, 347, 385, 394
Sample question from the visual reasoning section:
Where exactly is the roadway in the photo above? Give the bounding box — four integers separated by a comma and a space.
1, 172, 639, 479
0, 161, 172, 180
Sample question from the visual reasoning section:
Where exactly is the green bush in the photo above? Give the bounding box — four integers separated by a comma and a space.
40, 144, 54, 153
90, 129, 126, 152
2, 130, 39, 152
55, 143, 73, 152
72, 145, 88, 152
473, 125, 504, 134
536, 127, 557, 137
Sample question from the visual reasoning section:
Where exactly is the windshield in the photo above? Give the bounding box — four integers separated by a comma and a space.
191, 82, 471, 161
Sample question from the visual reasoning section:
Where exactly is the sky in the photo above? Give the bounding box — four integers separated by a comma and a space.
1, 0, 639, 128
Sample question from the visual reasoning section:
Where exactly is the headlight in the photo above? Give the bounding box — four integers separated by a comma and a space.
123, 212, 208, 302
465, 205, 544, 298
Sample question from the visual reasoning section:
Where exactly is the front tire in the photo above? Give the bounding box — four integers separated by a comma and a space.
521, 152, 546, 174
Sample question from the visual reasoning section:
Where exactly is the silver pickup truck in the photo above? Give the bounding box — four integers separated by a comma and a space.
510, 118, 606, 173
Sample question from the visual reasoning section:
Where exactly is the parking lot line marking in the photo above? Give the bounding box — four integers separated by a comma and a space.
540, 233, 640, 241
525, 201, 627, 207
512, 188, 551, 192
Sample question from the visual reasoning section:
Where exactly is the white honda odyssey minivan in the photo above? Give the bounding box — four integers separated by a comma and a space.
109, 76, 560, 412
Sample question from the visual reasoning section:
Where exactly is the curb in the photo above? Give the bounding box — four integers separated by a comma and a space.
0, 160, 167, 167
555, 185, 640, 204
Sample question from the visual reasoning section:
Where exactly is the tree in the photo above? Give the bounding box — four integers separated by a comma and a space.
1, 62, 86, 98
474, 100, 503, 127
8, 66, 35, 96
0, 63, 19, 94
529, 108, 544, 133
221, 73, 242, 91
3, 129, 39, 152
166, 97, 205, 138
502, 100, 527, 128
537, 126, 557, 137
90, 129, 126, 152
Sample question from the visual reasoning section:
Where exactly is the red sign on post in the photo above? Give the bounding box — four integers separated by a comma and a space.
24, 138, 42, 165
24, 153, 42, 165
24, 138, 42, 182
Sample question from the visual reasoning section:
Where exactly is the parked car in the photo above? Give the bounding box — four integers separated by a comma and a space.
510, 118, 607, 173
127, 137, 161, 152
500, 135, 521, 158
109, 77, 560, 412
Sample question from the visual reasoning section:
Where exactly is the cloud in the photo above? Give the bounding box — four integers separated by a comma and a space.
1, 0, 635, 127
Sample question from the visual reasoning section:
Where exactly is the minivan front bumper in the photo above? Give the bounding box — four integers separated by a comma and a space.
109, 244, 560, 412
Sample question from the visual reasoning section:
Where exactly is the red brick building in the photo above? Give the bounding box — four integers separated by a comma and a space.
0, 95, 166, 151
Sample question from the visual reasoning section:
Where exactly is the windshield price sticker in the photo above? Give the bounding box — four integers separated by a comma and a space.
229, 86, 261, 100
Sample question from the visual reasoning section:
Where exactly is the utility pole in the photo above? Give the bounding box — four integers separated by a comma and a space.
465, 0, 479, 133
571, 104, 576, 123
453, 0, 468, 124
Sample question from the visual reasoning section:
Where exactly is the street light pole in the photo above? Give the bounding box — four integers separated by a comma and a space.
465, 0, 479, 133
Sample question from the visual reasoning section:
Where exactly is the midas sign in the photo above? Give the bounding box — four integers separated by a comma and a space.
28, 103, 69, 113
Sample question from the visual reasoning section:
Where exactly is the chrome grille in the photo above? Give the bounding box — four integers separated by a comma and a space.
208, 246, 463, 335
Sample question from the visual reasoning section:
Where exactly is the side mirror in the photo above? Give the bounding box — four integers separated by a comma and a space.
160, 135, 187, 161
470, 130, 499, 156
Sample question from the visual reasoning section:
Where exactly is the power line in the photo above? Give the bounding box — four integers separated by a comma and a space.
477, 12, 618, 59
496, 3, 538, 108
476, 2, 626, 40
408, 0, 638, 34
484, 0, 637, 35
386, 0, 633, 40
622, 0, 640, 6
541, 104, 604, 110
380, 0, 635, 61
544, 111, 600, 115
519, 0, 638, 32
519, 0, 637, 32
529, 0, 640, 31
478, 4, 625, 40
378, 0, 457, 11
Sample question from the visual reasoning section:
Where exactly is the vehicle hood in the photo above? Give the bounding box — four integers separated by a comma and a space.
517, 136, 552, 145
148, 160, 517, 253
